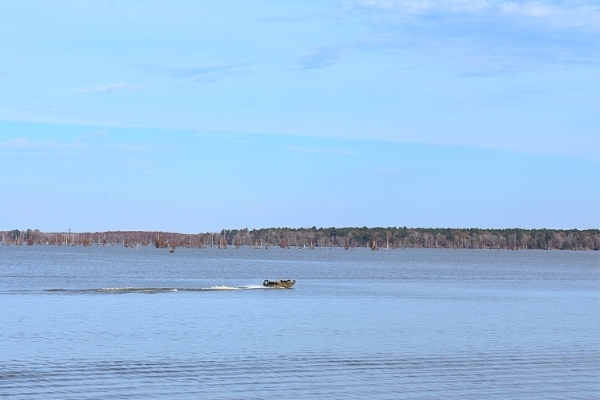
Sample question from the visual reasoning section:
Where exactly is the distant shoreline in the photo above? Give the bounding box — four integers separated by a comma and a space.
1, 227, 598, 251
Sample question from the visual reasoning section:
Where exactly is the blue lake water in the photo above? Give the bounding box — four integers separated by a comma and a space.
1, 245, 598, 399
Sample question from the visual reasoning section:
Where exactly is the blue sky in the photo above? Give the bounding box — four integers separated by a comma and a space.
1, 0, 598, 232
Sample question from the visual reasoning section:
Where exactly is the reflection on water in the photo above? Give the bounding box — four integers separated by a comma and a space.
0, 246, 598, 399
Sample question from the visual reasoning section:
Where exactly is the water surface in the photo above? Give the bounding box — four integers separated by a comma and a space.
1, 245, 598, 399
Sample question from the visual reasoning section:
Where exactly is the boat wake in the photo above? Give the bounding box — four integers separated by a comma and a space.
33, 285, 274, 294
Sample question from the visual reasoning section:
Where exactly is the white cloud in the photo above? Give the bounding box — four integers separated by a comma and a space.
327, 0, 600, 73
79, 83, 143, 94
350, 0, 599, 29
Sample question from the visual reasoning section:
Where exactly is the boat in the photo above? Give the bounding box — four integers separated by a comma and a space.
263, 279, 295, 288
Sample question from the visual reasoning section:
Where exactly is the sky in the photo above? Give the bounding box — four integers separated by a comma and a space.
0, 0, 598, 232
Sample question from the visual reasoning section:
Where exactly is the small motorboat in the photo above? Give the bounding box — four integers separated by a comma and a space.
263, 279, 295, 288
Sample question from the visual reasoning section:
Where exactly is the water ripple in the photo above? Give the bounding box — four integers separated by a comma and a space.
2, 350, 598, 399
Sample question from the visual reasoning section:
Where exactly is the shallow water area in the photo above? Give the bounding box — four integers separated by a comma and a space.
1, 245, 598, 399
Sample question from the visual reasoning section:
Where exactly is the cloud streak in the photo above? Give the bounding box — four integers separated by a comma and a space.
285, 144, 356, 155
0, 137, 150, 154
143, 62, 252, 83
0, 137, 83, 151
79, 83, 143, 94
294, 45, 351, 69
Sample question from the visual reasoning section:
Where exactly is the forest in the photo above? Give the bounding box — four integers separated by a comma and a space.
1, 227, 599, 251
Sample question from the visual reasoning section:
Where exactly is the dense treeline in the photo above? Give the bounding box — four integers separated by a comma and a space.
1, 227, 599, 251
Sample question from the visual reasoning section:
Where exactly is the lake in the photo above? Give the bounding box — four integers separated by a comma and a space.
1, 245, 598, 399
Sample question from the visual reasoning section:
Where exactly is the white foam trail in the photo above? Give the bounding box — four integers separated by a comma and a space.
206, 286, 240, 290
98, 287, 178, 293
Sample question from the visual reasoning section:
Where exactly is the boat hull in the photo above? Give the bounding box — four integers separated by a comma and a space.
263, 279, 295, 288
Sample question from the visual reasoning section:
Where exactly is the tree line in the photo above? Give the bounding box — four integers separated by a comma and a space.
1, 227, 599, 251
